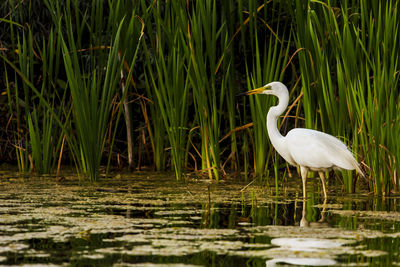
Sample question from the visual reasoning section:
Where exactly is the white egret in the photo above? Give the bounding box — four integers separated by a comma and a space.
243, 81, 364, 198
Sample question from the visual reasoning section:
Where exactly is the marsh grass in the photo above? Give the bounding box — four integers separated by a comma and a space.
184, 0, 229, 180
295, 0, 400, 193
142, 1, 190, 180
5, 71, 29, 172
242, 0, 291, 178
1, 0, 399, 193
61, 18, 127, 181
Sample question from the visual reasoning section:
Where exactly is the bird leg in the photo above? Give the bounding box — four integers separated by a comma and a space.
300, 198, 309, 227
318, 171, 327, 199
300, 166, 308, 200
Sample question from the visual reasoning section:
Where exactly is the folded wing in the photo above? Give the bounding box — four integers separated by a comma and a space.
285, 128, 363, 175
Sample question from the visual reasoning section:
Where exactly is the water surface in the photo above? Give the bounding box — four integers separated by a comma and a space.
0, 171, 399, 266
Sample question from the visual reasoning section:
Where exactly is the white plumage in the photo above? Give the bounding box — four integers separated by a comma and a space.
285, 128, 361, 172
244, 81, 363, 198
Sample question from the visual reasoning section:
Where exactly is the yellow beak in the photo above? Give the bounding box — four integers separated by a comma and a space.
238, 85, 271, 96
244, 87, 264, 95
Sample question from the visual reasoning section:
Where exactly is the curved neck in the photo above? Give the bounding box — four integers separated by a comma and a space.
266, 92, 289, 146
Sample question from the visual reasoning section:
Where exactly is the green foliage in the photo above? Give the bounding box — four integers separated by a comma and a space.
1, 0, 399, 194
143, 1, 190, 179
60, 19, 127, 181
184, 0, 229, 180
244, 24, 291, 178
295, 0, 400, 193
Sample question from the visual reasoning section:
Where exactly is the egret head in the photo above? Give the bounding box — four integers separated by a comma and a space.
241, 81, 288, 97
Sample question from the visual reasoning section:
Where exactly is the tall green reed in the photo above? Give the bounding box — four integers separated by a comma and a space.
60, 18, 125, 181
3, 0, 143, 179
27, 28, 67, 174
4, 71, 29, 172
108, 1, 147, 171
14, 31, 34, 172
294, 0, 400, 194
241, 0, 290, 178
219, 0, 241, 174
347, 1, 399, 194
2, 0, 398, 193
44, 0, 143, 180
184, 0, 230, 180
143, 1, 190, 179
3, 23, 65, 174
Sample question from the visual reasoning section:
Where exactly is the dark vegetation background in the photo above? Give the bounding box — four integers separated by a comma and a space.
0, 0, 399, 194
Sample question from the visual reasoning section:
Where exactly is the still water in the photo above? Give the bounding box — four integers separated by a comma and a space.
0, 171, 400, 266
